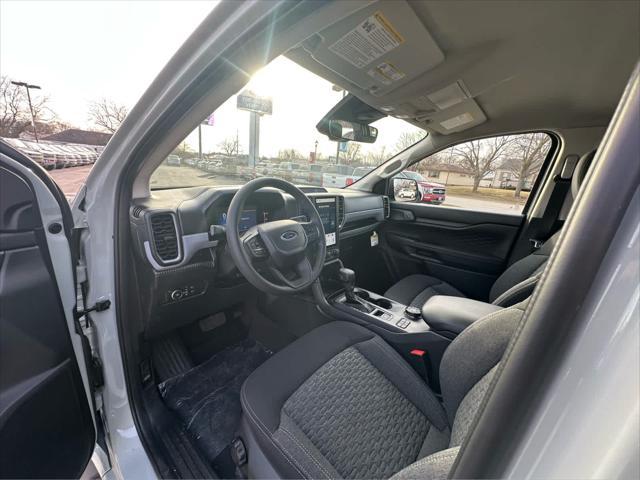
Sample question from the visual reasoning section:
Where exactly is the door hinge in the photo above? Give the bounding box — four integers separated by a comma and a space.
75, 298, 111, 320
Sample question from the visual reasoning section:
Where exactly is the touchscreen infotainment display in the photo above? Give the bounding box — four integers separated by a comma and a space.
315, 197, 337, 246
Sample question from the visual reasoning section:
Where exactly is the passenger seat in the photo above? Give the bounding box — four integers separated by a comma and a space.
384, 149, 596, 308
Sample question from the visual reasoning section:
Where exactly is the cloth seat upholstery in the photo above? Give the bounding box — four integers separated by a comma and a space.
240, 302, 526, 479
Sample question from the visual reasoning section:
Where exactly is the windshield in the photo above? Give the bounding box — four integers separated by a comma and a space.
150, 56, 425, 189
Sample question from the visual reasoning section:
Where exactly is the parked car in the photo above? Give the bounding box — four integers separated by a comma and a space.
395, 170, 446, 204
352, 166, 374, 181
275, 161, 301, 181
322, 164, 355, 187
166, 154, 181, 166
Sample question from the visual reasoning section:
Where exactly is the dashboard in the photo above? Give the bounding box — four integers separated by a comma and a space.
129, 185, 388, 335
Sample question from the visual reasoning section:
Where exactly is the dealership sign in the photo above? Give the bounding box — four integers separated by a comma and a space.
237, 90, 273, 115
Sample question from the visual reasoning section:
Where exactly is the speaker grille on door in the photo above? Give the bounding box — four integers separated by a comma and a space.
150, 213, 180, 263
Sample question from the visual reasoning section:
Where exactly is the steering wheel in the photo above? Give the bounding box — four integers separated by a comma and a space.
226, 177, 326, 295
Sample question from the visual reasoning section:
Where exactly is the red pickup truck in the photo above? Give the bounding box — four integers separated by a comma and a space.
396, 170, 446, 204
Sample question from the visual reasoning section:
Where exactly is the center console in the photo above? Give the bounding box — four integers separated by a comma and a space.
327, 267, 430, 334
420, 295, 503, 339
322, 266, 504, 337
314, 265, 504, 389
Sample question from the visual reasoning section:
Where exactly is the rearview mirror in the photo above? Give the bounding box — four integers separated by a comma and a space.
393, 178, 419, 202
327, 120, 378, 143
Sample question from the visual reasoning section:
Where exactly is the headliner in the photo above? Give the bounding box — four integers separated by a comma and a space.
288, 0, 640, 137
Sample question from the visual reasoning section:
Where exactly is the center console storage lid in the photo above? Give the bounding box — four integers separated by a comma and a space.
422, 295, 503, 337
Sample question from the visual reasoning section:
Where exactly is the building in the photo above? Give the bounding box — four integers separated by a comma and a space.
418, 164, 477, 186
487, 158, 535, 190
42, 129, 112, 149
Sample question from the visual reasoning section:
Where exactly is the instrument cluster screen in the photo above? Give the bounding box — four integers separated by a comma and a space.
218, 209, 257, 234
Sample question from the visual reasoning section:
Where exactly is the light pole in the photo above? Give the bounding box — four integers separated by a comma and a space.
11, 81, 41, 142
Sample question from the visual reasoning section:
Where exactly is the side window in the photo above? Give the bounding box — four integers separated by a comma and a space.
392, 132, 553, 214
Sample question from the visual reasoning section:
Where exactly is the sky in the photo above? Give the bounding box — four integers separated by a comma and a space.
1, 0, 424, 160
1, 1, 215, 124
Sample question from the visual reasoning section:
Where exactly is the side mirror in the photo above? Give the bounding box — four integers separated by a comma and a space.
327, 120, 378, 143
393, 178, 419, 202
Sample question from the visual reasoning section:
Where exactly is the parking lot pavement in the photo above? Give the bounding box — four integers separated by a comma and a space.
150, 165, 237, 188
48, 165, 94, 201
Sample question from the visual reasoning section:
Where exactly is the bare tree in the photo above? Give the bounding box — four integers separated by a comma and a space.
88, 98, 128, 133
506, 133, 551, 197
365, 145, 387, 165
395, 130, 426, 153
345, 143, 362, 164
451, 136, 513, 192
172, 141, 195, 158
0, 76, 53, 138
278, 148, 303, 161
219, 136, 241, 157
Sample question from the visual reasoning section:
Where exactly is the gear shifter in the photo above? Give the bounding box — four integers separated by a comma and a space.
338, 267, 357, 302
338, 268, 373, 313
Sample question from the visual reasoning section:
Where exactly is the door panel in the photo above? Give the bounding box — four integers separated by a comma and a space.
380, 202, 523, 300
0, 150, 95, 478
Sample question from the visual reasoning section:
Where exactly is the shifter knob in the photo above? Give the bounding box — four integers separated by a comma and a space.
338, 267, 356, 288
338, 267, 357, 301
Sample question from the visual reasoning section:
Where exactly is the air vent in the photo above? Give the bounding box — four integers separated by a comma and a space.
150, 213, 180, 263
382, 196, 390, 219
336, 196, 345, 227
132, 206, 145, 218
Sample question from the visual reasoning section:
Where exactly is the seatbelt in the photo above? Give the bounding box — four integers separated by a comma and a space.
528, 154, 580, 250
529, 174, 571, 249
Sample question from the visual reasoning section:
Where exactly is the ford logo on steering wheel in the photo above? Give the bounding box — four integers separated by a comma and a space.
281, 230, 298, 240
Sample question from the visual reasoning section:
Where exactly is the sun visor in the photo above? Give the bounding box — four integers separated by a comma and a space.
301, 0, 444, 97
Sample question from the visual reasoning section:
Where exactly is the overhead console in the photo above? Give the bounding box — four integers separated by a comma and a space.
287, 0, 487, 134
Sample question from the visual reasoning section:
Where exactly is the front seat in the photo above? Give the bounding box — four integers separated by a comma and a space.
384, 149, 596, 309
240, 302, 526, 479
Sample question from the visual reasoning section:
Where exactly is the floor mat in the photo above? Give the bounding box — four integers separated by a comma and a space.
158, 339, 271, 468
153, 336, 194, 383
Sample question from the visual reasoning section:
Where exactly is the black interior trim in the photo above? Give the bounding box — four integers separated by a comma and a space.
0, 147, 95, 479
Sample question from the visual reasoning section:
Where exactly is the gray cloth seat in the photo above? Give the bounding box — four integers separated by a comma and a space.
385, 234, 558, 308
240, 303, 526, 479
384, 149, 596, 310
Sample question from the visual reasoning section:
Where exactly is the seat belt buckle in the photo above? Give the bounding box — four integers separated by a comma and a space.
410, 349, 429, 382
529, 238, 544, 250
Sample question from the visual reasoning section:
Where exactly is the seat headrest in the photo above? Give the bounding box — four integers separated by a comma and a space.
571, 149, 597, 198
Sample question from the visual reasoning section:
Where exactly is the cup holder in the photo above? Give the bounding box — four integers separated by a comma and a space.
372, 297, 392, 310
356, 289, 371, 300
354, 290, 392, 310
